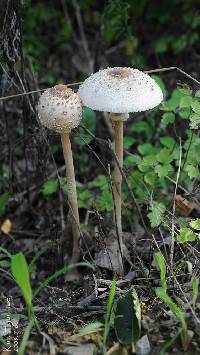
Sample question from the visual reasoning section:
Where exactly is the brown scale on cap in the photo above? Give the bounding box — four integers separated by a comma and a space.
108, 67, 132, 79
49, 85, 73, 98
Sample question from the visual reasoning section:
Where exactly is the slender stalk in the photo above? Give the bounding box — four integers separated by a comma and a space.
61, 132, 80, 264
110, 114, 125, 276
112, 117, 124, 237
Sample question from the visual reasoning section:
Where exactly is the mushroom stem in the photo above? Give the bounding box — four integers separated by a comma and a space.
61, 132, 80, 264
112, 118, 123, 236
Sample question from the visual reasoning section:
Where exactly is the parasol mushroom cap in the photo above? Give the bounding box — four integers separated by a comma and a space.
37, 85, 82, 133
78, 67, 163, 114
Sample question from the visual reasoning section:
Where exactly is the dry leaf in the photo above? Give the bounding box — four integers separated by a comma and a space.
175, 195, 197, 216
1, 219, 12, 234
107, 342, 128, 355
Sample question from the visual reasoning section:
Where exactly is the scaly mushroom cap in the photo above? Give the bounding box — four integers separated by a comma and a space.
78, 67, 163, 113
37, 85, 82, 133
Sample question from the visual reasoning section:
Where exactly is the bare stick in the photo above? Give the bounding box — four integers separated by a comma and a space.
145, 66, 200, 85
1, 65, 199, 102
61, 133, 80, 263
0, 82, 82, 101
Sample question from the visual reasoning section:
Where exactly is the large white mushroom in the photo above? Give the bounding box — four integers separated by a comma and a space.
38, 84, 82, 269
78, 67, 163, 275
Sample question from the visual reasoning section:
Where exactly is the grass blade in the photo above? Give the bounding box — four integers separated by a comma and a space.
160, 330, 180, 355
103, 278, 116, 344
11, 253, 33, 308
154, 251, 167, 291
18, 319, 35, 355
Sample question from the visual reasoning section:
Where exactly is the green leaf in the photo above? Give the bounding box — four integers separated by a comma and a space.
42, 179, 57, 195
192, 277, 199, 310
155, 37, 169, 54
96, 189, 113, 211
103, 0, 130, 43
114, 287, 141, 345
155, 288, 187, 346
0, 246, 12, 259
144, 172, 156, 187
195, 90, 200, 98
0, 192, 11, 217
124, 136, 136, 149
167, 89, 183, 110
104, 278, 116, 346
137, 143, 157, 156
18, 319, 35, 355
90, 175, 108, 189
189, 113, 200, 129
191, 99, 200, 114
128, 171, 143, 189
160, 331, 180, 355
151, 75, 167, 96
190, 219, 200, 230
79, 322, 104, 336
11, 253, 33, 308
155, 164, 173, 178
178, 88, 192, 95
179, 96, 193, 108
78, 190, 93, 209
160, 136, 175, 149
143, 155, 157, 165
161, 112, 175, 126
156, 148, 173, 164
154, 251, 167, 292
124, 155, 141, 168
147, 202, 166, 228
179, 108, 191, 119
75, 107, 96, 145
0, 259, 10, 268
185, 165, 199, 179
177, 228, 197, 243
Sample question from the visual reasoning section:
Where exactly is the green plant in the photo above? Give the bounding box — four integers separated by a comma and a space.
74, 107, 96, 146
154, 251, 189, 350
10, 251, 94, 336
156, 288, 188, 350
18, 319, 35, 355
103, 278, 116, 353
77, 278, 116, 354
42, 178, 93, 210
103, 0, 130, 43
114, 287, 141, 352
192, 276, 199, 310
154, 251, 167, 291
11, 253, 38, 329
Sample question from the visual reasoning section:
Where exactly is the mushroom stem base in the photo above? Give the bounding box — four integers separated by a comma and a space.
61, 133, 80, 264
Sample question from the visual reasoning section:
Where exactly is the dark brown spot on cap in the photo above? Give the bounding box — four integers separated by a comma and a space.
50, 85, 73, 98
108, 68, 132, 79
